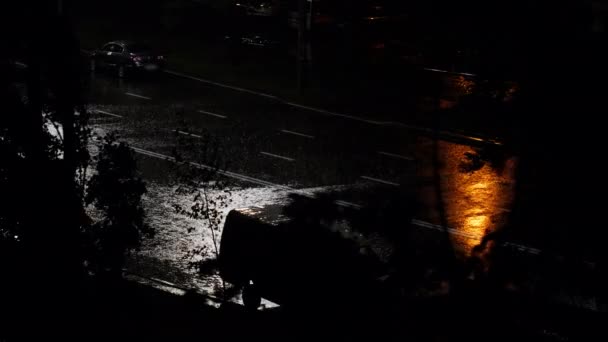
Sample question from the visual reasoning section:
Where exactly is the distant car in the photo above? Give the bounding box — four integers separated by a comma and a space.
89, 41, 167, 78
238, 33, 282, 48
225, 16, 284, 51
233, 1, 280, 17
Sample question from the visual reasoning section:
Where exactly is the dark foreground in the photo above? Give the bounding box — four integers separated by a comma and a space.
1, 273, 604, 341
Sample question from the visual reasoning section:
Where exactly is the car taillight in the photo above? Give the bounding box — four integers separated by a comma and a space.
132, 56, 143, 62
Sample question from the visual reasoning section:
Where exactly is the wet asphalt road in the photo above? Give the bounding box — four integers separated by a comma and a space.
86, 69, 517, 256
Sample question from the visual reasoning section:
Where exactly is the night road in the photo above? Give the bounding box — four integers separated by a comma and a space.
83, 67, 522, 294
4, 1, 608, 340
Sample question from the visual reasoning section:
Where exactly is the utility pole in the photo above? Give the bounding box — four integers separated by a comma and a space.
57, 0, 63, 15
306, 0, 313, 65
296, 0, 306, 94
297, 0, 313, 94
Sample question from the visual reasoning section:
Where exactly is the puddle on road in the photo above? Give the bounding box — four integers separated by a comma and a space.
442, 144, 516, 254
417, 140, 517, 256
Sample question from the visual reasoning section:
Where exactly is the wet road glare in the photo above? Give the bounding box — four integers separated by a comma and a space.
86, 70, 520, 298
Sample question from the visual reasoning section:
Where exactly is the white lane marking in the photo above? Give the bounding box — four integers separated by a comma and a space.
411, 219, 542, 255
287, 104, 501, 146
176, 130, 204, 139
360, 176, 401, 187
15, 61, 27, 68
378, 151, 414, 161
375, 121, 502, 146
95, 110, 123, 118
284, 101, 384, 125
125, 92, 152, 100
164, 69, 500, 146
260, 152, 295, 162
129, 145, 545, 256
411, 219, 480, 240
423, 68, 477, 77
132, 146, 278, 187
440, 130, 502, 145
280, 129, 315, 139
287, 103, 500, 146
149, 276, 185, 289
129, 146, 359, 209
164, 70, 278, 100
503, 242, 541, 255
198, 109, 227, 119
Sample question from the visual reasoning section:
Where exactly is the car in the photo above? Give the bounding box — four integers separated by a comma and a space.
219, 185, 414, 312
233, 0, 280, 17
219, 202, 391, 312
89, 40, 167, 78
225, 16, 284, 50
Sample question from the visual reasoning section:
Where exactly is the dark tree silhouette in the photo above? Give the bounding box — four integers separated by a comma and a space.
1, 2, 151, 336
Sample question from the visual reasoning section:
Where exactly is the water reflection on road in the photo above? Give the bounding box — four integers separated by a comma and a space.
436, 143, 517, 255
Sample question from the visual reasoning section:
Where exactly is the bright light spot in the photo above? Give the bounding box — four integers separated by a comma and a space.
465, 215, 488, 229
439, 144, 517, 255
469, 182, 488, 190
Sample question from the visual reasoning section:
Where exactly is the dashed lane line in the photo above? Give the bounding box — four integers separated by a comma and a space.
125, 92, 152, 100
129, 146, 360, 209
95, 110, 123, 118
164, 69, 278, 100
378, 151, 414, 161
260, 152, 295, 162
175, 130, 204, 139
280, 129, 315, 139
198, 109, 227, 119
360, 176, 401, 187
